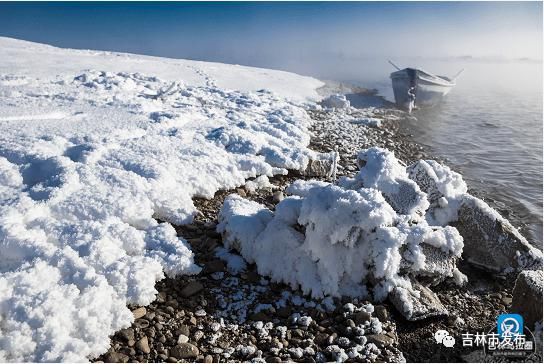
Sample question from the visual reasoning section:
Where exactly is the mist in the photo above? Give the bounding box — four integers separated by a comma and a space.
0, 1, 541, 86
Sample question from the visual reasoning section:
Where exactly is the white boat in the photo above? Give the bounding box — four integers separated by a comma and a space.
389, 61, 463, 110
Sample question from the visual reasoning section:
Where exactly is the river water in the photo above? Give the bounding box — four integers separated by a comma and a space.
363, 61, 542, 246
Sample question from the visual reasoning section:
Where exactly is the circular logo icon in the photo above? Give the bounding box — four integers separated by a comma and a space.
500, 317, 520, 337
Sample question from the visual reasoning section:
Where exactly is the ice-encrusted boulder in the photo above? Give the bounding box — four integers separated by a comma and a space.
408, 160, 543, 273
217, 147, 542, 321
303, 151, 339, 179
218, 148, 465, 320
321, 94, 350, 109
341, 148, 429, 221
511, 270, 543, 329
389, 282, 449, 321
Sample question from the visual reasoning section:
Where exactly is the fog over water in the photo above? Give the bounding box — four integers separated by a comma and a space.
283, 56, 543, 246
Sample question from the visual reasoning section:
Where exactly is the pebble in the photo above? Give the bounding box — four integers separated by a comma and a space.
135, 336, 150, 354
354, 311, 371, 325
195, 309, 207, 317
132, 307, 147, 320
177, 334, 189, 344
177, 324, 191, 337
104, 351, 129, 363
170, 343, 200, 359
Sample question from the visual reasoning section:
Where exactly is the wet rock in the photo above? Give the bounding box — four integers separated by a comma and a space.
456, 195, 543, 273
170, 343, 200, 359
204, 354, 214, 363
181, 281, 204, 297
389, 281, 448, 321
132, 307, 146, 320
511, 269, 543, 328
135, 336, 150, 354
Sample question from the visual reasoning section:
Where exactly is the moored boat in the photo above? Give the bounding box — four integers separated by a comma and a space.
389, 61, 463, 111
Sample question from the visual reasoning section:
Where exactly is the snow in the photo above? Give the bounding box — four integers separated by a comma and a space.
215, 247, 248, 275
321, 94, 350, 109
218, 147, 465, 306
407, 159, 467, 225
0, 37, 326, 361
244, 175, 275, 193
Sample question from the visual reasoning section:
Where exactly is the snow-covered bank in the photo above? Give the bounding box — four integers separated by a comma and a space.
0, 37, 325, 361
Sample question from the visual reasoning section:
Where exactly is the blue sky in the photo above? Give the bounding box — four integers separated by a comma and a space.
0, 1, 541, 78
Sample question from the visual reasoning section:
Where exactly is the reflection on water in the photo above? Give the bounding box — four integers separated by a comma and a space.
362, 61, 543, 246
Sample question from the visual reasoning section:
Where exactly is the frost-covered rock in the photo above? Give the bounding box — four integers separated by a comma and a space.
302, 151, 339, 179
389, 282, 448, 321
456, 196, 542, 272
407, 158, 542, 273
407, 159, 467, 225
219, 147, 543, 321
511, 270, 543, 329
341, 148, 429, 221
321, 94, 350, 109
218, 148, 464, 319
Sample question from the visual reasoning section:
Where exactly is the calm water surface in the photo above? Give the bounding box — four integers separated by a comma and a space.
365, 61, 542, 246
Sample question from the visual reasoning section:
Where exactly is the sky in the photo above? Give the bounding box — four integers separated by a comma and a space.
0, 1, 542, 81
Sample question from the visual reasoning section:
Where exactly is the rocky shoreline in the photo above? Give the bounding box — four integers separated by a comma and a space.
96, 99, 541, 363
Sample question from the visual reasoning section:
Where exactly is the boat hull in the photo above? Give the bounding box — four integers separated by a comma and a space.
391, 68, 455, 110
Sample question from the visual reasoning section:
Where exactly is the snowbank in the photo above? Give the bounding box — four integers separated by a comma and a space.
218, 148, 465, 319
0, 38, 326, 361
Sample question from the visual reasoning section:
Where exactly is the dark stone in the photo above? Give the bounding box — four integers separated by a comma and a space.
353, 311, 371, 325
104, 352, 129, 363
374, 305, 390, 322
170, 343, 200, 359
511, 270, 543, 328
181, 281, 204, 297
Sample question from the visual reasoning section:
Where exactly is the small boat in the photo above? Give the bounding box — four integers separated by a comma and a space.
388, 60, 463, 111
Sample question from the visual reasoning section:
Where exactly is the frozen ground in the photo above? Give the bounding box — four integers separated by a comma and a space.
0, 37, 324, 361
